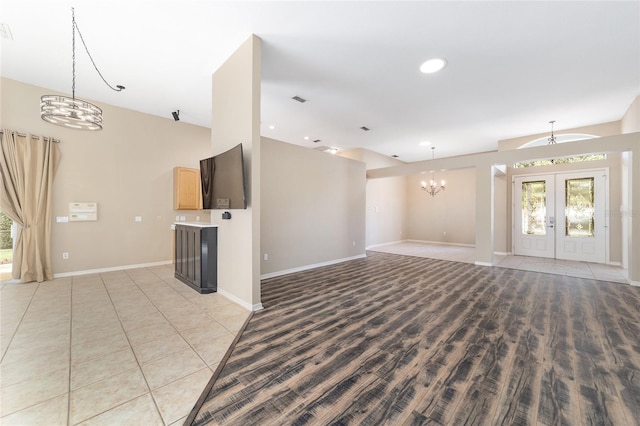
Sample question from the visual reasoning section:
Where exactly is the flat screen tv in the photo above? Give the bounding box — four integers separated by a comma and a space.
200, 143, 247, 210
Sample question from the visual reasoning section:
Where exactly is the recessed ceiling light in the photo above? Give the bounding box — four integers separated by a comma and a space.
420, 58, 447, 74
328, 148, 338, 154
419, 141, 431, 146
268, 125, 275, 130
304, 136, 309, 140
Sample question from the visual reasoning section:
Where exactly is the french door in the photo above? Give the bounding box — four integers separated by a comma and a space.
513, 170, 607, 263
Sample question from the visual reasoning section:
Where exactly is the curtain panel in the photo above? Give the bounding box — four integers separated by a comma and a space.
0, 130, 61, 282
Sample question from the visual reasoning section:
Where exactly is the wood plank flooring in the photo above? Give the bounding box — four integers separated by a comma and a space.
190, 252, 640, 425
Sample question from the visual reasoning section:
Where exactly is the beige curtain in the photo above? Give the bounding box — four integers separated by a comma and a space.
0, 130, 61, 282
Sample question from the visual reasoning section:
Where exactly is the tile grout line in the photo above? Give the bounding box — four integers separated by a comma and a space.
97, 265, 230, 424
0, 282, 39, 365
98, 269, 167, 425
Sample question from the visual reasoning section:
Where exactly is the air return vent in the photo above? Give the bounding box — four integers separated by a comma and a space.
360, 126, 370, 131
292, 96, 307, 103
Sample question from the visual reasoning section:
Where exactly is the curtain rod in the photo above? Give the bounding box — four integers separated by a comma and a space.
0, 130, 61, 143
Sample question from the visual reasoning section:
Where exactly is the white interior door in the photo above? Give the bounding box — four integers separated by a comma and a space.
513, 169, 607, 263
513, 175, 555, 258
555, 171, 607, 263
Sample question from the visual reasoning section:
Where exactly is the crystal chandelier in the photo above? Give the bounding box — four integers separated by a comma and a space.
420, 147, 445, 196
548, 120, 557, 144
40, 8, 124, 131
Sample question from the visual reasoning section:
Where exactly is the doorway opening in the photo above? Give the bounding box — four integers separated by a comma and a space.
513, 169, 608, 264
0, 211, 14, 281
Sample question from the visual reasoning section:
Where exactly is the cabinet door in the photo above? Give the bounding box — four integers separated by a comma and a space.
173, 167, 202, 210
174, 226, 186, 279
185, 226, 201, 285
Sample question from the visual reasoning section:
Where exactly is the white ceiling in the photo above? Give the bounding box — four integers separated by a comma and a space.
2, 1, 639, 162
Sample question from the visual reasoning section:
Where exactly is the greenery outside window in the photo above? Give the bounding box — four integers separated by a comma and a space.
514, 154, 606, 168
0, 211, 13, 265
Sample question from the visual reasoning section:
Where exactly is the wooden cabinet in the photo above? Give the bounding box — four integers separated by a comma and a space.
174, 224, 218, 293
173, 167, 202, 210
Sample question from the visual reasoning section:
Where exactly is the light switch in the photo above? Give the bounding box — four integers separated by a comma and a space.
56, 216, 69, 223
135, 216, 142, 222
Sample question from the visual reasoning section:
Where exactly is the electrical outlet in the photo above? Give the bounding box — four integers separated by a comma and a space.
135, 216, 143, 222
263, 253, 269, 261
62, 252, 69, 260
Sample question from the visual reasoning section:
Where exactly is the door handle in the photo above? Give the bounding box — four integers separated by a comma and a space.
548, 216, 555, 228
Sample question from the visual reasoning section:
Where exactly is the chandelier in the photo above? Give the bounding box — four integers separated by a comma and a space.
40, 8, 124, 131
547, 120, 557, 144
420, 147, 446, 196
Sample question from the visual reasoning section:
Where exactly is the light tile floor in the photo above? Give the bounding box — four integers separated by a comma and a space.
368, 241, 629, 284
1, 247, 630, 425
0, 264, 250, 425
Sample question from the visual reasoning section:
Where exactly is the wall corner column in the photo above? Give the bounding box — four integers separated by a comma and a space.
630, 148, 640, 284
475, 163, 495, 266
211, 34, 262, 310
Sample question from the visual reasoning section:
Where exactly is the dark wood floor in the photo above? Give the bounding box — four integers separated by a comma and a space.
191, 252, 640, 425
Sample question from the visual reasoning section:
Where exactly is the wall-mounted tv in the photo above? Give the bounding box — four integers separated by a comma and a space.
200, 143, 247, 210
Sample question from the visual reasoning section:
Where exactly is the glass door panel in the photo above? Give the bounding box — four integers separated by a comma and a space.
564, 177, 595, 237
513, 175, 555, 258
556, 171, 605, 263
522, 180, 547, 236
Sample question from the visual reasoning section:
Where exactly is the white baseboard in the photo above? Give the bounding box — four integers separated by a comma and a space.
217, 288, 263, 312
475, 261, 493, 267
366, 240, 408, 250
406, 239, 475, 248
260, 254, 367, 280
54, 260, 173, 279
494, 251, 509, 256
630, 280, 640, 287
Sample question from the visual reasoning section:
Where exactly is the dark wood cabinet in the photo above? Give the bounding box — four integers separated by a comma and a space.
174, 224, 217, 293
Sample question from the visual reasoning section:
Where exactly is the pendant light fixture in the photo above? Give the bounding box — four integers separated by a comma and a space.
547, 120, 557, 144
40, 7, 124, 131
420, 147, 446, 196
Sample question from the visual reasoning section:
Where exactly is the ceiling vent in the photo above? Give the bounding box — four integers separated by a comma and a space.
360, 126, 370, 131
313, 139, 321, 143
391, 155, 399, 158
292, 96, 307, 103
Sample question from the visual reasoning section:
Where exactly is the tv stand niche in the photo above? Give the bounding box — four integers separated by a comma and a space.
174, 223, 218, 293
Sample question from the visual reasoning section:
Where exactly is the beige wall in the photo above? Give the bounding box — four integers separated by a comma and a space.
340, 148, 407, 247
261, 138, 366, 276
406, 168, 477, 245
209, 35, 262, 310
621, 95, 640, 134
0, 77, 211, 274
368, 134, 640, 281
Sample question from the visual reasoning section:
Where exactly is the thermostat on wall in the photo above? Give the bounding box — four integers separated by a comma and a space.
69, 202, 98, 221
